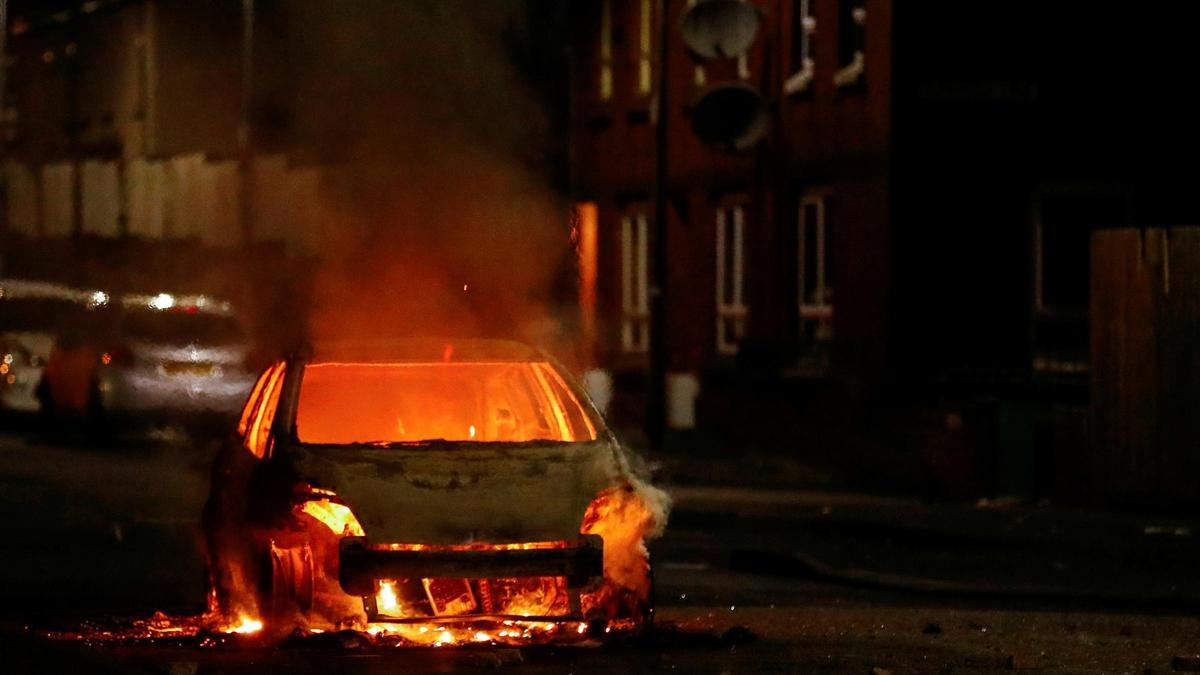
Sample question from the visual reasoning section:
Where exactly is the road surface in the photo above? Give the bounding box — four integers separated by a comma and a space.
1, 421, 1198, 673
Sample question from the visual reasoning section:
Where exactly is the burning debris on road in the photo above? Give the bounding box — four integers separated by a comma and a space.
42, 610, 601, 650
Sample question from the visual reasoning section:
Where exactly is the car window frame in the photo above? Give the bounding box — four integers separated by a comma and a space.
284, 357, 607, 447
241, 360, 286, 459
237, 366, 274, 436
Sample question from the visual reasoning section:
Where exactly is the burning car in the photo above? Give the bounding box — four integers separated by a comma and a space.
202, 339, 668, 644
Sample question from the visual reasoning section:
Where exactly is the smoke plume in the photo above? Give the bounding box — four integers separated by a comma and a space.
258, 1, 573, 356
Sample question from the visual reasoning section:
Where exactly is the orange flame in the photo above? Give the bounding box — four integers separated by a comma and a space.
300, 499, 366, 537
73, 482, 664, 647
222, 614, 264, 635
579, 484, 659, 623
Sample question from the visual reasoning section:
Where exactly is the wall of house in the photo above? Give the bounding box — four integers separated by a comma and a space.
568, 0, 905, 476
571, 0, 894, 383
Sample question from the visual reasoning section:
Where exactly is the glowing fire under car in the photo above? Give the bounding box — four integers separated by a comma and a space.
201, 339, 668, 646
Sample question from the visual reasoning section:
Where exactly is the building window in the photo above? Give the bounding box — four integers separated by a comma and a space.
687, 0, 707, 86
833, 0, 865, 88
797, 195, 833, 374
716, 204, 748, 355
621, 211, 650, 353
637, 0, 653, 95
785, 0, 817, 95
600, 0, 614, 101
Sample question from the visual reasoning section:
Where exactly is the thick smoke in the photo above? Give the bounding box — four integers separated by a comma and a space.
260, 1, 573, 355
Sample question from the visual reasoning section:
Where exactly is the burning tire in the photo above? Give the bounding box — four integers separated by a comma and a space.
263, 542, 315, 619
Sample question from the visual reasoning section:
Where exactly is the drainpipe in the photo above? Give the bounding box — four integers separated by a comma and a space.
0, 0, 8, 249
646, 0, 671, 449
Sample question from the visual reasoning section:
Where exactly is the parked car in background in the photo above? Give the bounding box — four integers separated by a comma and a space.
0, 279, 106, 413
39, 292, 259, 425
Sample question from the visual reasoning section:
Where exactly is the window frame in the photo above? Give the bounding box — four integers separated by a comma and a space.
716, 202, 749, 356
289, 360, 599, 445
599, 0, 615, 101
833, 0, 866, 88
691, 0, 705, 86
636, 0, 654, 95
620, 209, 651, 354
798, 193, 833, 323
794, 192, 835, 376
784, 0, 817, 95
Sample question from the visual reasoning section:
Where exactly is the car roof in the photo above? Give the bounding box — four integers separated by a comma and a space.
307, 338, 546, 364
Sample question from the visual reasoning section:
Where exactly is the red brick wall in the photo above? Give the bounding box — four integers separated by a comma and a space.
571, 0, 893, 387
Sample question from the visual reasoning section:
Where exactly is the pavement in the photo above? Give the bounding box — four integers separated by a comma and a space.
2, 418, 1200, 673
664, 484, 1200, 607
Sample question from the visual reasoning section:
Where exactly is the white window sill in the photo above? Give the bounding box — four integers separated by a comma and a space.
799, 304, 832, 320
783, 61, 814, 96
833, 51, 864, 88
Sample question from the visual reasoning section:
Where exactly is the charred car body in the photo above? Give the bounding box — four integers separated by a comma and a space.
203, 339, 667, 641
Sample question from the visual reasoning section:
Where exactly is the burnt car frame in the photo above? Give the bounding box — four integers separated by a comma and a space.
203, 339, 666, 640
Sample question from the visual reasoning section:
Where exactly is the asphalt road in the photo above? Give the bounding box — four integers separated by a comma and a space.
1, 420, 1199, 674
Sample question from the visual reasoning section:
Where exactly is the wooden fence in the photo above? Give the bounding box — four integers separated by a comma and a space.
1091, 227, 1200, 503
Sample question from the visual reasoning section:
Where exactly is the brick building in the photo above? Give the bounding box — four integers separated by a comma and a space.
572, 0, 890, 385
568, 0, 1200, 502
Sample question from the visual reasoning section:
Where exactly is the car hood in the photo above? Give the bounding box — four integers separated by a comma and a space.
289, 440, 627, 545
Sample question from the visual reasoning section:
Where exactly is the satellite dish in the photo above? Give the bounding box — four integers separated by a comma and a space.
680, 0, 764, 60
689, 82, 768, 151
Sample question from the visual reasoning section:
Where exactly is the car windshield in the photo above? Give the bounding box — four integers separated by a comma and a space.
122, 310, 244, 345
294, 361, 597, 445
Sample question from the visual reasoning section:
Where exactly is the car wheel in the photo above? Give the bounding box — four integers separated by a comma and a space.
262, 541, 315, 627
586, 551, 656, 641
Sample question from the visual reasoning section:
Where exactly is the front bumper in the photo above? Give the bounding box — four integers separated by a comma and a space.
340, 535, 604, 621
